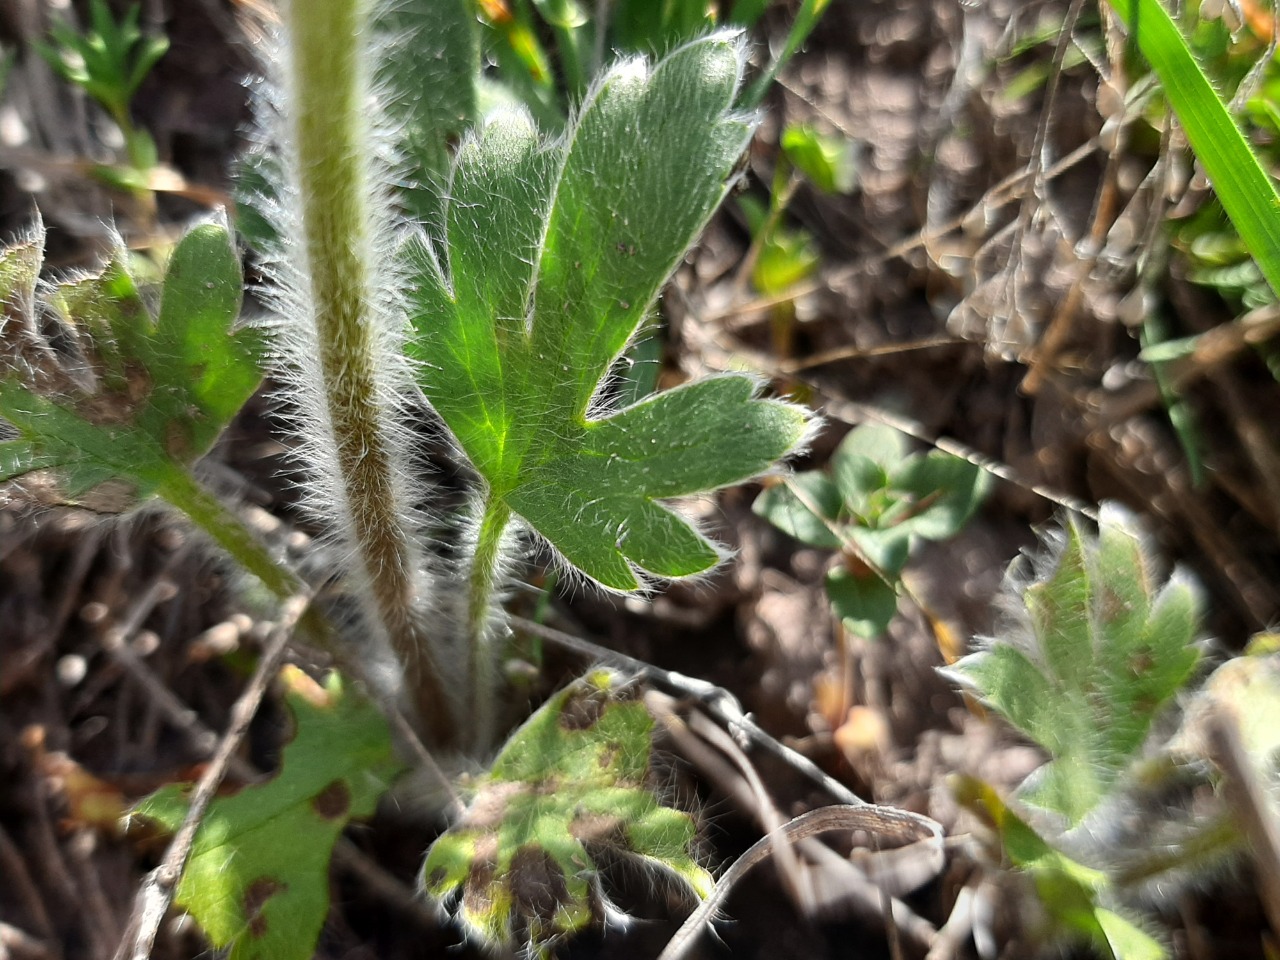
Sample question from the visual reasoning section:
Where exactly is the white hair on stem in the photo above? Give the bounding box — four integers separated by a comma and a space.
245, 0, 464, 745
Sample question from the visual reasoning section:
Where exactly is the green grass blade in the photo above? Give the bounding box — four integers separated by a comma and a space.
739, 0, 830, 108
1105, 0, 1280, 296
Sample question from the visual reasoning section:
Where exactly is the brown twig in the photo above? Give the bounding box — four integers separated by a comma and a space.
656, 804, 943, 960
0, 825, 55, 941
507, 614, 867, 808
0, 922, 58, 960
646, 691, 810, 907
705, 138, 1106, 330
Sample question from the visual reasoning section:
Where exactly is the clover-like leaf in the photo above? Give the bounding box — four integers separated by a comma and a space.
134, 669, 404, 960
0, 217, 262, 507
422, 669, 712, 956
826, 564, 898, 639
406, 35, 809, 591
945, 505, 1203, 825
752, 471, 843, 549
830, 423, 908, 514
888, 451, 990, 541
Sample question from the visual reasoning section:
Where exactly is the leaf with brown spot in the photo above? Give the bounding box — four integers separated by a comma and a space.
135, 671, 403, 960
0, 216, 263, 509
242, 878, 285, 939
311, 780, 351, 820
422, 669, 712, 956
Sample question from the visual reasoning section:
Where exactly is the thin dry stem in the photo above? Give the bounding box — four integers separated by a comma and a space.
113, 592, 311, 960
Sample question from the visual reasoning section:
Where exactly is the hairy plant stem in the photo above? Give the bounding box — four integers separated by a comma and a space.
286, 0, 454, 745
158, 470, 334, 644
465, 496, 511, 752
161, 471, 298, 599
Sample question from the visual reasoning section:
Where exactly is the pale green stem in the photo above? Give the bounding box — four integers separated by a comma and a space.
739, 0, 829, 110
286, 0, 454, 745
161, 470, 348, 669
160, 469, 300, 601
466, 495, 512, 752
1111, 813, 1241, 889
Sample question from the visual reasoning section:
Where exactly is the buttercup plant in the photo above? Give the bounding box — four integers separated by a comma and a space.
261, 0, 811, 750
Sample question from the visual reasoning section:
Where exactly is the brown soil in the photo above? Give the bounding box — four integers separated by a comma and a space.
1, 1, 1277, 959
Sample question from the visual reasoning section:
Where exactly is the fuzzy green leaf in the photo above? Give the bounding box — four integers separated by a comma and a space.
0, 220, 261, 505
134, 670, 403, 960
407, 35, 809, 590
422, 669, 712, 955
953, 775, 1167, 960
0, 226, 40, 317
945, 505, 1202, 824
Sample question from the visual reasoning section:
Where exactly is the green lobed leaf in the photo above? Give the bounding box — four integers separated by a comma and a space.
422, 669, 712, 955
407, 35, 809, 590
0, 225, 40, 318
0, 220, 261, 506
945, 505, 1202, 824
134, 670, 404, 960
826, 564, 898, 639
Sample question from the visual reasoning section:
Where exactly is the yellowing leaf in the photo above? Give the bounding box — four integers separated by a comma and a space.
422, 670, 711, 955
